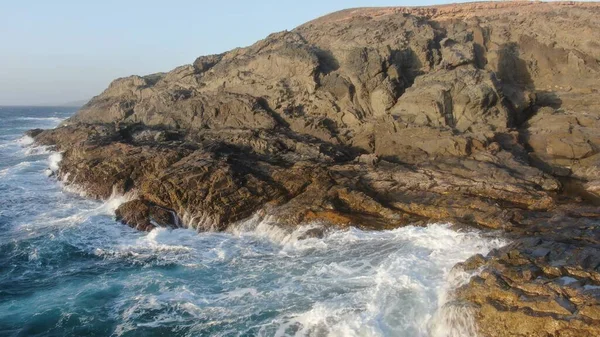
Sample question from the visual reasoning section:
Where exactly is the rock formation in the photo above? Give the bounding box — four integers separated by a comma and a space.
31, 1, 600, 336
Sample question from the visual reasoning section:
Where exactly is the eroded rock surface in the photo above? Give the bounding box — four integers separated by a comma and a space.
31, 2, 600, 336
454, 205, 600, 337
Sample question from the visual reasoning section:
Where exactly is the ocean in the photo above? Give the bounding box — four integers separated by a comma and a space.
0, 106, 505, 337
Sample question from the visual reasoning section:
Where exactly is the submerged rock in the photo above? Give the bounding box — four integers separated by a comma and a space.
30, 1, 600, 335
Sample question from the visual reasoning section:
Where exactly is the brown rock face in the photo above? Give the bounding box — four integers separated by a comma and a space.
454, 206, 600, 337
115, 199, 179, 231
31, 2, 600, 336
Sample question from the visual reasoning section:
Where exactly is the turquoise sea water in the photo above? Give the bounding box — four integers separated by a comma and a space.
0, 106, 505, 337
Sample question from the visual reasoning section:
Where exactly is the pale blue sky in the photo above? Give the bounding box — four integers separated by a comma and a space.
1, 0, 472, 105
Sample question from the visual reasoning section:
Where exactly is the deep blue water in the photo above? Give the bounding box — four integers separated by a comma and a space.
0, 106, 505, 337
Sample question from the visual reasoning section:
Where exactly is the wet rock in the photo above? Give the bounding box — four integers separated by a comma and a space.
25, 128, 44, 138
115, 199, 179, 231
455, 210, 600, 337
30, 2, 600, 335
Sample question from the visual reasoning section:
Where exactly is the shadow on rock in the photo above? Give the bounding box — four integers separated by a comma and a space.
496, 42, 562, 126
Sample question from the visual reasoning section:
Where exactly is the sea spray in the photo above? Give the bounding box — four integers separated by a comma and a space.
0, 107, 508, 336
48, 152, 62, 172
228, 213, 329, 249
427, 265, 485, 337
226, 215, 506, 336
16, 134, 35, 146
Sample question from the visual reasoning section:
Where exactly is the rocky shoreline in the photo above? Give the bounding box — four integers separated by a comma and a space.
30, 2, 600, 336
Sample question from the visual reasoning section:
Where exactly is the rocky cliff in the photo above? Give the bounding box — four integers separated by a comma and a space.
31, 1, 600, 336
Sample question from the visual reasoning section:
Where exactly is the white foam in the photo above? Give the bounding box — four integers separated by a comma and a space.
25, 145, 53, 156
48, 152, 62, 172
16, 135, 34, 146
1, 110, 502, 335
11, 135, 53, 157
243, 221, 506, 337
97, 188, 138, 215
2, 164, 507, 337
16, 116, 64, 123
96, 216, 504, 336
94, 227, 195, 262
228, 213, 328, 251
28, 248, 39, 261
113, 285, 205, 335
429, 301, 479, 337
0, 161, 33, 178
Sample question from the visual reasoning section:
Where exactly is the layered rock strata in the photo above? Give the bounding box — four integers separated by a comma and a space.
31, 2, 600, 335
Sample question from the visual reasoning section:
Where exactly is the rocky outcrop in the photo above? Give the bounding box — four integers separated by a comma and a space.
31, 2, 600, 336
115, 199, 179, 231
35, 122, 559, 232
454, 204, 600, 337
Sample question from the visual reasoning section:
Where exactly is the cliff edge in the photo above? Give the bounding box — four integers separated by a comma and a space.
31, 2, 600, 335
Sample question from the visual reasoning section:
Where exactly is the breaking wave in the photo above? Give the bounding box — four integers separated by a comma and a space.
0, 106, 507, 336
15, 116, 65, 123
